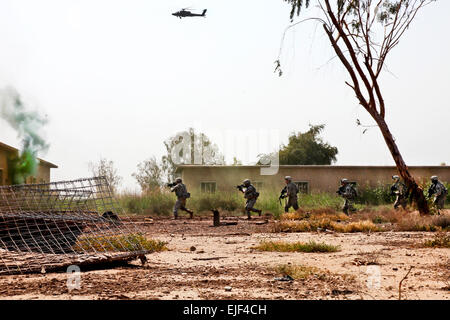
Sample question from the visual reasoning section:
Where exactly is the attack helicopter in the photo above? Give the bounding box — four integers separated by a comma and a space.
172, 8, 207, 19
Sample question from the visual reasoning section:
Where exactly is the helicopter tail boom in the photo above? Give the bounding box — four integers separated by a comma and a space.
201, 9, 207, 16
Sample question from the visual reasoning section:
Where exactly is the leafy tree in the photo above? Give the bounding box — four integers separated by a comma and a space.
88, 158, 122, 193
277, 0, 435, 213
132, 157, 164, 192
278, 124, 338, 165
258, 124, 337, 165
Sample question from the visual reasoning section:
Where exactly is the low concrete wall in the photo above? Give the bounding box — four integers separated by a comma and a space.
177, 165, 450, 193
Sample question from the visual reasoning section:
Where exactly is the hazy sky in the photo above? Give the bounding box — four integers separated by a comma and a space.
0, 0, 449, 191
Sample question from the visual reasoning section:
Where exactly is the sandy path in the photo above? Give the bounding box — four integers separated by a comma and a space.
0, 218, 448, 300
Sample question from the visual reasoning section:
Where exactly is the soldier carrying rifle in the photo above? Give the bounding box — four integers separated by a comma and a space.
168, 177, 193, 219
279, 176, 299, 213
236, 179, 262, 220
390, 175, 408, 210
428, 176, 448, 215
336, 178, 357, 215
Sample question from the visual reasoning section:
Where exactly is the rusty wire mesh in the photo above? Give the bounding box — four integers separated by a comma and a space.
0, 176, 149, 274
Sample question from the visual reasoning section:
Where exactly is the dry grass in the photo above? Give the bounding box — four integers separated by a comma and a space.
354, 207, 406, 224
275, 208, 450, 233
273, 219, 380, 233
255, 240, 340, 253
73, 233, 168, 253
275, 264, 324, 280
423, 232, 450, 248
330, 220, 381, 233
281, 210, 349, 222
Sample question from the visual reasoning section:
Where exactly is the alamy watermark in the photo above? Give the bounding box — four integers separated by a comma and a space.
169, 129, 280, 175
67, 265, 81, 291
366, 265, 381, 290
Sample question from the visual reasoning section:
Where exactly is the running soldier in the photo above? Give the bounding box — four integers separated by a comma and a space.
280, 176, 299, 213
390, 175, 408, 210
428, 176, 448, 214
237, 179, 262, 219
336, 178, 357, 215
170, 177, 194, 219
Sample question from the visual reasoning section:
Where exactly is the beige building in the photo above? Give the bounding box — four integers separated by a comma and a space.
0, 141, 58, 186
175, 165, 450, 194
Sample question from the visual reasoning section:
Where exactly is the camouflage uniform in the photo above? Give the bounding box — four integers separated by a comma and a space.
242, 183, 261, 219
171, 182, 193, 219
428, 179, 447, 212
391, 178, 407, 210
337, 181, 357, 215
284, 182, 299, 213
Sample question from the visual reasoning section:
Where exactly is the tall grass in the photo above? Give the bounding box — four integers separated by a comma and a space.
118, 189, 346, 218
117, 184, 448, 217
118, 191, 173, 215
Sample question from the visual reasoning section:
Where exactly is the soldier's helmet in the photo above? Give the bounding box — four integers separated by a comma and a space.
431, 176, 438, 182
284, 176, 292, 181
392, 175, 399, 180
243, 179, 251, 186
175, 177, 182, 183
341, 178, 349, 184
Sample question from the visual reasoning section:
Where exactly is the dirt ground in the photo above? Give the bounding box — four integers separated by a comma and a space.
0, 215, 448, 300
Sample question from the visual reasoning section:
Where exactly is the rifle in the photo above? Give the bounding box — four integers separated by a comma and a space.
390, 184, 397, 196
167, 182, 177, 188
236, 185, 244, 192
336, 185, 345, 196
279, 186, 287, 205
427, 184, 435, 198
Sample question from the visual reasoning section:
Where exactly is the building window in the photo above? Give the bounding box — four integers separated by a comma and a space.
200, 182, 216, 193
294, 181, 309, 194
0, 170, 3, 186
254, 181, 263, 191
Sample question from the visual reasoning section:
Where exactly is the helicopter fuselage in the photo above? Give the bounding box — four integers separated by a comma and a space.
172, 9, 207, 19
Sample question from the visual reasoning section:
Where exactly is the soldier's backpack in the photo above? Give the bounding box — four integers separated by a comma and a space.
349, 186, 357, 198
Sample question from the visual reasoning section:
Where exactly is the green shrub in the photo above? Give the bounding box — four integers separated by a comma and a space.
356, 183, 395, 206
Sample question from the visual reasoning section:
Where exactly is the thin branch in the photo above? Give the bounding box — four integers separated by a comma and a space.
278, 17, 327, 60
399, 266, 414, 300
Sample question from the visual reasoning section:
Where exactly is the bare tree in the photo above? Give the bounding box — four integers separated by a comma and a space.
278, 0, 436, 214
88, 158, 122, 194
162, 127, 225, 182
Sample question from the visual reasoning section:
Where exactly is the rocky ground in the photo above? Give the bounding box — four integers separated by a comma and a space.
0, 216, 448, 300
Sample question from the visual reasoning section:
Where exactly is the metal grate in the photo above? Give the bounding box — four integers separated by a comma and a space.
0, 176, 149, 274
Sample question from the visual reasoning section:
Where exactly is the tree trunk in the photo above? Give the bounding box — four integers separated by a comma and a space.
372, 113, 429, 214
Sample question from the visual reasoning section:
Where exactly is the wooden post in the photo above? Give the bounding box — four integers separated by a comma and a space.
212, 210, 220, 227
